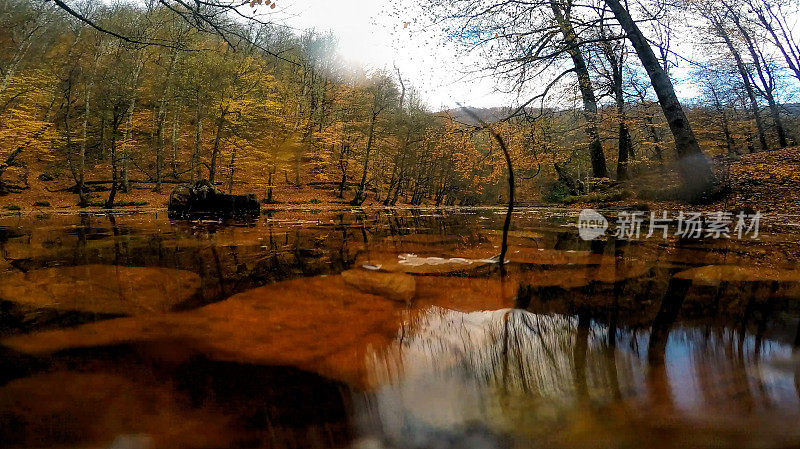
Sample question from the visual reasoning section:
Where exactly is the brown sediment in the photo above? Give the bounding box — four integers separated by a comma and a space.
0, 265, 201, 315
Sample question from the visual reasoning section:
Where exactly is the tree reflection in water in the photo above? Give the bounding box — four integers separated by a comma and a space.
358, 299, 800, 448
4, 210, 800, 448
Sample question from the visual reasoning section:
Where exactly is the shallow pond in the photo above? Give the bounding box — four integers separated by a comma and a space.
2, 207, 800, 449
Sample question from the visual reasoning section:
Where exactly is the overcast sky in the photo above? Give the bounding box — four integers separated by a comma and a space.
277, 0, 511, 110
266, 0, 798, 110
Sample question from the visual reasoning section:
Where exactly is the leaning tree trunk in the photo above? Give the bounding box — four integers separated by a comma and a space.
605, 0, 715, 199
551, 0, 608, 178
208, 107, 225, 185
712, 16, 768, 152
726, 5, 789, 149
352, 110, 378, 206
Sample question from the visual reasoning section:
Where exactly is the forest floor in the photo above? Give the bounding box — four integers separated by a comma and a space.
0, 165, 386, 213
2, 146, 800, 214
563, 146, 800, 216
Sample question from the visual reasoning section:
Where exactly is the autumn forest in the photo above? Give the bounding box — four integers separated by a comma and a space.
7, 2, 800, 448
1, 0, 799, 210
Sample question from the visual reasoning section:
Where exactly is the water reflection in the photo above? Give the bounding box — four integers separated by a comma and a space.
1, 209, 800, 448
360, 306, 800, 448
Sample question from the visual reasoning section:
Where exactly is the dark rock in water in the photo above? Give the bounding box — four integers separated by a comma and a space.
168, 180, 260, 218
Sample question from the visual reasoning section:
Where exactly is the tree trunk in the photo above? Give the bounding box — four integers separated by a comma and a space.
337, 143, 349, 198
764, 91, 788, 148
208, 107, 225, 185
120, 98, 134, 194
120, 60, 143, 194
62, 72, 87, 206
266, 167, 275, 203
155, 49, 178, 192
155, 117, 164, 192
391, 174, 403, 205
554, 161, 581, 195
725, 3, 788, 148
598, 29, 633, 181
192, 97, 202, 183
711, 16, 768, 152
99, 109, 106, 159
617, 122, 631, 180
352, 109, 378, 206
106, 116, 122, 209
710, 86, 737, 156
170, 105, 180, 179
78, 63, 95, 207
642, 111, 664, 163
0, 17, 39, 96
227, 145, 236, 194
551, 0, 608, 178
748, 1, 800, 83
605, 0, 715, 198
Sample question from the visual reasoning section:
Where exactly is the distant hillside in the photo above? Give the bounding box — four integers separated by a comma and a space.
445, 103, 800, 126
441, 106, 519, 126
782, 103, 800, 116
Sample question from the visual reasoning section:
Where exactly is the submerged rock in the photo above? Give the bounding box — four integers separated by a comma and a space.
516, 261, 652, 286
674, 264, 800, 299
674, 264, 800, 284
168, 180, 259, 218
506, 248, 615, 266
2, 275, 403, 387
0, 264, 201, 315
342, 268, 416, 303
414, 277, 518, 312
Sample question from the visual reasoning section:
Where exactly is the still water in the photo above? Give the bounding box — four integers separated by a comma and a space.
1, 208, 800, 449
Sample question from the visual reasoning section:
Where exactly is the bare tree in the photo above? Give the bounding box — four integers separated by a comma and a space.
550, 0, 609, 178
699, 7, 768, 152
604, 0, 716, 198
721, 0, 788, 148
